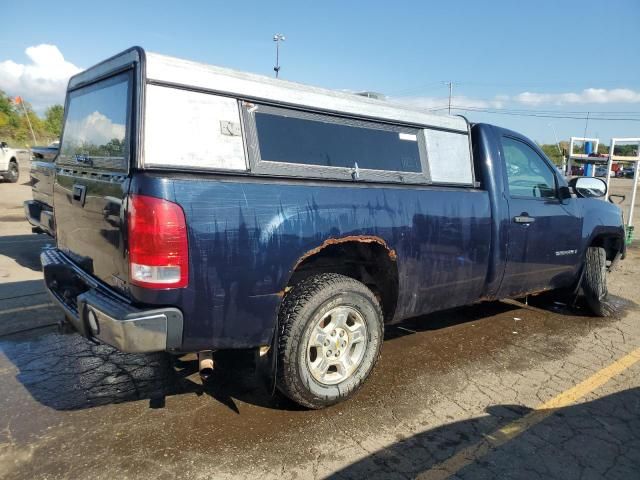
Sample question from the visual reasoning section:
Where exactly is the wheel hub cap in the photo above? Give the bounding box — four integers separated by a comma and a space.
306, 306, 368, 385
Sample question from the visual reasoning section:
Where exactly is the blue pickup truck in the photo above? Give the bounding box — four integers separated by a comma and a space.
42, 47, 625, 408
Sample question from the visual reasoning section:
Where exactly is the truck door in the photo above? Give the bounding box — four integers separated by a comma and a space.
498, 134, 581, 298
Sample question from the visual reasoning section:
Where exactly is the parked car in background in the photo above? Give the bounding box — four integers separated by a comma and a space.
0, 140, 29, 182
42, 47, 626, 409
570, 165, 584, 176
24, 140, 58, 235
595, 166, 614, 178
622, 166, 636, 178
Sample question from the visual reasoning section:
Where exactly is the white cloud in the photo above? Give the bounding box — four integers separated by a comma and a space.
393, 87, 640, 113
66, 111, 125, 146
0, 44, 81, 110
514, 88, 640, 105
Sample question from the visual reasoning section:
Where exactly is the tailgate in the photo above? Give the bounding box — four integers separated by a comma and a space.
54, 70, 133, 292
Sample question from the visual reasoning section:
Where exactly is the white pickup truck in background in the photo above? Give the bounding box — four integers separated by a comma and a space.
0, 141, 30, 183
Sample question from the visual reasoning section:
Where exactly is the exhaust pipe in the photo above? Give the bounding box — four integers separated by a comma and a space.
198, 350, 215, 381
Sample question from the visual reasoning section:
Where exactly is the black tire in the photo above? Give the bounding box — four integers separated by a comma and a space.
5, 160, 19, 183
583, 246, 614, 317
276, 273, 383, 409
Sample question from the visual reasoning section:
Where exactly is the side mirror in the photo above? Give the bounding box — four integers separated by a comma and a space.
569, 176, 607, 198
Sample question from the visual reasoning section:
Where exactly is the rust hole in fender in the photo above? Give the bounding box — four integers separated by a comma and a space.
293, 235, 397, 271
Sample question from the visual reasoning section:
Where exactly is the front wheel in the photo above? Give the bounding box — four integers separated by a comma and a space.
5, 161, 19, 183
582, 246, 614, 317
276, 273, 383, 409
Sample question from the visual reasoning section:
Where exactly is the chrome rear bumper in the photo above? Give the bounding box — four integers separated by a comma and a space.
41, 247, 183, 353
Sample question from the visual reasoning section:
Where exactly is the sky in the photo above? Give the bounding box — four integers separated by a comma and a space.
2, 0, 639, 145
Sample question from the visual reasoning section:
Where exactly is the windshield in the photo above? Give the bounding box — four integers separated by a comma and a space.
59, 72, 130, 170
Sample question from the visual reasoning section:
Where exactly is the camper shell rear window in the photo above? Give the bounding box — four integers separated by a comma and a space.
59, 71, 132, 171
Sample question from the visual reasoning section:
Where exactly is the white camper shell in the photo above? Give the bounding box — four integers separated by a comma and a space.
65, 47, 475, 186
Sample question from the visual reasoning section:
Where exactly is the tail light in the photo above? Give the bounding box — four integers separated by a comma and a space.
127, 194, 189, 288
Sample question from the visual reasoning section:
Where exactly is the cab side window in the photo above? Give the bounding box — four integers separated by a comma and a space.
502, 136, 557, 198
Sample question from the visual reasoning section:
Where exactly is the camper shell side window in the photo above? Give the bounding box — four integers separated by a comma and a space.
242, 103, 430, 184
241, 103, 475, 186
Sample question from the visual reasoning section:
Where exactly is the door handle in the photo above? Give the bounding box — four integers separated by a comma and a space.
513, 215, 535, 224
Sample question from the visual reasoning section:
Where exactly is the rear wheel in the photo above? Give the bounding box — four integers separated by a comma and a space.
276, 273, 383, 409
583, 246, 614, 317
5, 160, 19, 183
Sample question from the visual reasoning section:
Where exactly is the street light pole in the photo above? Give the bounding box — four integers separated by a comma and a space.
273, 33, 285, 78
548, 122, 562, 155
548, 122, 566, 175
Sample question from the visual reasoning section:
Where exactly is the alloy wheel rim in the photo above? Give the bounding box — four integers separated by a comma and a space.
306, 305, 368, 385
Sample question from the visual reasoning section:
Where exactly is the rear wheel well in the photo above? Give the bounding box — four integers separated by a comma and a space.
287, 240, 399, 322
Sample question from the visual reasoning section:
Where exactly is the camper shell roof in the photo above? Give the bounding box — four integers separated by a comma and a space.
67, 46, 468, 134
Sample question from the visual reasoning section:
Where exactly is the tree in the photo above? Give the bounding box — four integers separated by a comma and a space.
44, 105, 64, 138
540, 144, 563, 165
0, 90, 19, 139
0, 91, 61, 146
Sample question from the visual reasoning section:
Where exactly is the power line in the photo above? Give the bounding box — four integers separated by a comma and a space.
388, 78, 640, 95
449, 105, 640, 121
393, 98, 640, 117
431, 97, 640, 115
442, 79, 640, 88
454, 106, 640, 116
393, 101, 640, 121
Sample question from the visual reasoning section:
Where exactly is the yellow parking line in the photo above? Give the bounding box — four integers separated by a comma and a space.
0, 303, 53, 315
418, 347, 640, 480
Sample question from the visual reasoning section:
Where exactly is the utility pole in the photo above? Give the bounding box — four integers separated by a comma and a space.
446, 81, 453, 115
583, 111, 590, 139
273, 33, 285, 78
